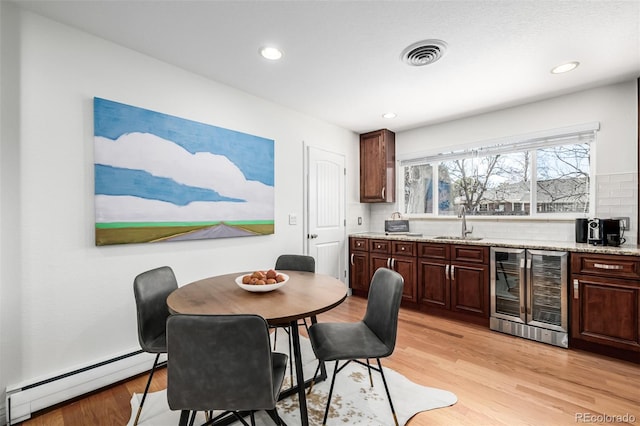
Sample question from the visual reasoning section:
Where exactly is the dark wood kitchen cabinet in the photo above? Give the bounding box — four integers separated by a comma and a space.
359, 129, 395, 203
390, 241, 418, 305
367, 239, 417, 304
570, 252, 640, 363
349, 237, 369, 297
418, 242, 489, 325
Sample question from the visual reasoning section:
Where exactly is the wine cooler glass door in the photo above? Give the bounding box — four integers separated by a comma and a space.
526, 249, 568, 332
491, 247, 525, 323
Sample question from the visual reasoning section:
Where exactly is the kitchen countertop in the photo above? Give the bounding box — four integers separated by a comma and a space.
350, 232, 640, 256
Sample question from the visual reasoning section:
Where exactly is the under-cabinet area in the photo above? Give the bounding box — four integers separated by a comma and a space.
349, 234, 640, 363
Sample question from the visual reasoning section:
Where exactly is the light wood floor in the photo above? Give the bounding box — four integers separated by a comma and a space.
22, 295, 640, 426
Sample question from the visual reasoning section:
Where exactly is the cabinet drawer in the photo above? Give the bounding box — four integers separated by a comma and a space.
418, 243, 448, 260
451, 245, 489, 264
572, 253, 640, 280
370, 239, 391, 254
392, 241, 416, 256
350, 237, 369, 251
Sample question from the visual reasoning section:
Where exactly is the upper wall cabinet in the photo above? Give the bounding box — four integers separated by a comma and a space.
360, 129, 395, 203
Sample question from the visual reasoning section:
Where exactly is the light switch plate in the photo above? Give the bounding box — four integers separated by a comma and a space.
288, 214, 297, 225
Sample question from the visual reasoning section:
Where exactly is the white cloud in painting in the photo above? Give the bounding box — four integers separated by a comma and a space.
95, 195, 274, 222
95, 133, 273, 222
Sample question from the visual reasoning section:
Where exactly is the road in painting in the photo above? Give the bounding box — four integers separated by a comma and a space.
93, 97, 274, 245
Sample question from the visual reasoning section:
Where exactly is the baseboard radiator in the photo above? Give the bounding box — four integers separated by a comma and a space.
5, 350, 166, 425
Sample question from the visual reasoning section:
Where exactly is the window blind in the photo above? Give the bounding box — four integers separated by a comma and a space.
399, 122, 599, 166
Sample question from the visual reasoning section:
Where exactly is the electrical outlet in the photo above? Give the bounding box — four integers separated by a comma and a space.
612, 216, 630, 231
357, 217, 362, 225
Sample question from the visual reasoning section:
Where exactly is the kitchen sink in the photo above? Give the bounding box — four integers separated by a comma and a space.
433, 236, 483, 241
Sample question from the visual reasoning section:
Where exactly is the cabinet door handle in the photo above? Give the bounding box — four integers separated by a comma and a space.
350, 254, 354, 266
573, 279, 579, 299
445, 265, 450, 280
381, 187, 386, 199
386, 258, 391, 268
451, 265, 455, 280
593, 263, 623, 270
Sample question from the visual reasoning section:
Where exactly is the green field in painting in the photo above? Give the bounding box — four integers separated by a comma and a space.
95, 221, 274, 246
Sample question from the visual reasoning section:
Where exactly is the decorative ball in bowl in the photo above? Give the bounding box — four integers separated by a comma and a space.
235, 269, 289, 293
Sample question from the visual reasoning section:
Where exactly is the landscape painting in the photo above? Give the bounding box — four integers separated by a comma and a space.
93, 97, 274, 246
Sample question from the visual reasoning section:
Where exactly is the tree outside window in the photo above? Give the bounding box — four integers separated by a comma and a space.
402, 141, 591, 217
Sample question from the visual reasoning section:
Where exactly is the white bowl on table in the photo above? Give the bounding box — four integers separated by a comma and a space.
235, 272, 289, 292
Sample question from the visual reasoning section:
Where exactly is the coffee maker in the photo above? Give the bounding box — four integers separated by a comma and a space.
575, 218, 589, 243
586, 218, 622, 246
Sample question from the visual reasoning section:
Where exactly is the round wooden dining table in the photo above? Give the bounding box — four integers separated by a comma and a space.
166, 270, 348, 426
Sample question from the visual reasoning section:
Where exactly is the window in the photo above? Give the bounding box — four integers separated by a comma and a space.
400, 124, 597, 217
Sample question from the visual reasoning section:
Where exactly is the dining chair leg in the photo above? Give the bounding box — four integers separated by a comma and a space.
133, 353, 160, 426
322, 361, 340, 425
307, 362, 321, 394
365, 358, 374, 387
232, 412, 251, 426
178, 410, 190, 426
266, 408, 287, 426
273, 327, 279, 350
376, 358, 399, 426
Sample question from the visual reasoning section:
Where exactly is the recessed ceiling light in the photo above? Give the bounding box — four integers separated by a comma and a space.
382, 112, 397, 119
260, 46, 283, 61
551, 61, 579, 74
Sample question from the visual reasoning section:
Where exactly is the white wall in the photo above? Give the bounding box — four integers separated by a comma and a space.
371, 81, 638, 243
0, 6, 358, 412
399, 81, 637, 175
1, 1, 24, 421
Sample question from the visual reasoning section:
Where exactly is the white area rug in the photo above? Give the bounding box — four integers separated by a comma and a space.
127, 334, 457, 425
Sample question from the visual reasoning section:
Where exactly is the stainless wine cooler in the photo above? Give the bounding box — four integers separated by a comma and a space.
490, 247, 568, 348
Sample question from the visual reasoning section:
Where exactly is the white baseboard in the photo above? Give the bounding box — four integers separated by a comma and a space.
5, 350, 166, 425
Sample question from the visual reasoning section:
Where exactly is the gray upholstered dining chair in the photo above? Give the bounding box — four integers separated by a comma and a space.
166, 314, 288, 426
274, 254, 316, 336
132, 266, 178, 426
308, 267, 404, 426
275, 254, 316, 274
272, 254, 316, 382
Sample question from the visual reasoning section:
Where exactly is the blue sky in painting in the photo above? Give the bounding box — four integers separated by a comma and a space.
93, 97, 274, 187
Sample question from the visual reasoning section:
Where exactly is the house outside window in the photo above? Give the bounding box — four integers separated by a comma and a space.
400, 123, 598, 218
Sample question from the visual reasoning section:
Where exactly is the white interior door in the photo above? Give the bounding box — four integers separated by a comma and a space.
305, 146, 346, 281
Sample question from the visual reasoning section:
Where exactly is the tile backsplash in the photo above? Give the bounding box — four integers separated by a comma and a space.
361, 172, 637, 246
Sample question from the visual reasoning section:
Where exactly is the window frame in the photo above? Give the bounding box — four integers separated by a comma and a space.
397, 123, 599, 220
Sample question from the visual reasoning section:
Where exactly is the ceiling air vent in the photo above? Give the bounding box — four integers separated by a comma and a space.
401, 39, 447, 67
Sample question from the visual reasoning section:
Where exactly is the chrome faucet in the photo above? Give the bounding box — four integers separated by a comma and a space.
458, 205, 474, 239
